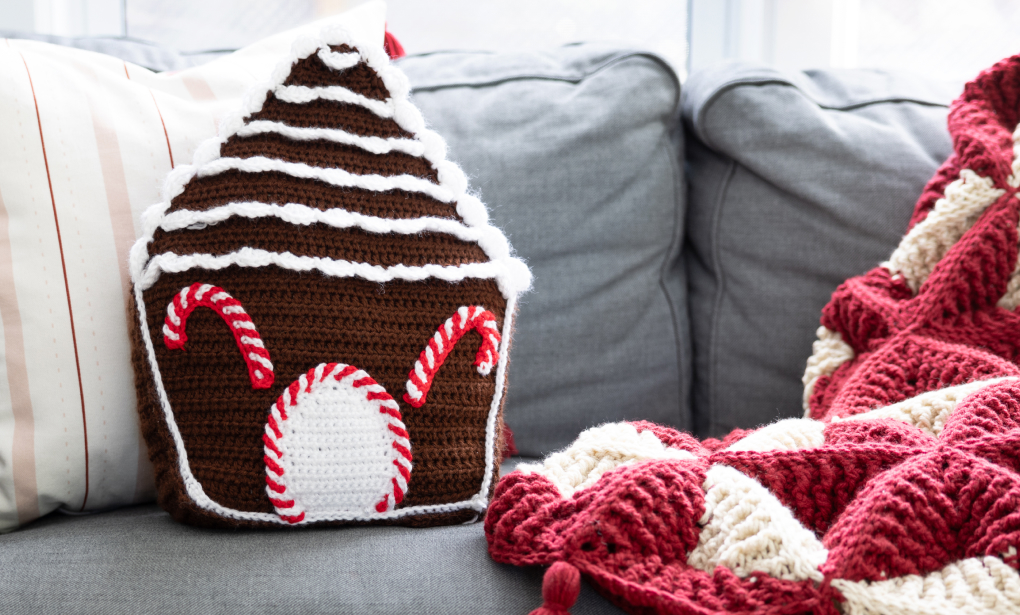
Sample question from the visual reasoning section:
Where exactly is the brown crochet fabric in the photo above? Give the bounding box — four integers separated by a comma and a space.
282, 44, 390, 96
248, 96, 411, 137
166, 171, 459, 219
149, 220, 489, 267
129, 31, 529, 528
220, 132, 438, 180
137, 273, 505, 514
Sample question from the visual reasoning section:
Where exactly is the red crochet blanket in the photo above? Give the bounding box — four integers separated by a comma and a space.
486, 56, 1020, 615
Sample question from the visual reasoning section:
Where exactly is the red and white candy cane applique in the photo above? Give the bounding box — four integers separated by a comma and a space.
403, 305, 501, 408
263, 363, 412, 523
163, 283, 274, 389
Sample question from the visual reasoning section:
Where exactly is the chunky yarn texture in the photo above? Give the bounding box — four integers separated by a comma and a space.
487, 56, 1020, 614
129, 27, 530, 529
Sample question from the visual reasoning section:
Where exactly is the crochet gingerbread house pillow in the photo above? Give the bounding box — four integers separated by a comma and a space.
128, 26, 531, 528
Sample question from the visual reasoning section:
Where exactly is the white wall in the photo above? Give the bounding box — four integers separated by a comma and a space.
381, 0, 687, 75
3, 0, 1020, 85
1, 0, 124, 36
688, 0, 861, 73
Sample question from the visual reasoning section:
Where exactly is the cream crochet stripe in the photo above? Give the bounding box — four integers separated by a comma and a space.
689, 464, 828, 583
883, 169, 1005, 294
802, 326, 855, 415
832, 555, 1020, 615
882, 123, 1020, 303
830, 377, 1015, 438
515, 423, 695, 498
725, 417, 825, 452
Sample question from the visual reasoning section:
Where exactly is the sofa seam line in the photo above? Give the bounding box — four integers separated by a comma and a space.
693, 78, 950, 149
658, 108, 689, 433
407, 52, 680, 100
707, 159, 738, 437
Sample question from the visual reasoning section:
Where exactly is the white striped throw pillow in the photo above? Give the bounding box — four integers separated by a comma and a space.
0, 2, 386, 531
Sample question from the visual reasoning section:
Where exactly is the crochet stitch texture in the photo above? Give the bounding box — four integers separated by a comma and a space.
487, 56, 1020, 614
129, 27, 530, 528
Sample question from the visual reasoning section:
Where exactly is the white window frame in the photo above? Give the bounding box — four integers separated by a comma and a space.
687, 0, 861, 75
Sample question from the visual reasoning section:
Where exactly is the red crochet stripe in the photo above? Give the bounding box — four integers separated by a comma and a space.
809, 57, 1020, 421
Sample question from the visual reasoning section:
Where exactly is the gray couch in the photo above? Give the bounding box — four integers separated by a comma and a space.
0, 37, 961, 614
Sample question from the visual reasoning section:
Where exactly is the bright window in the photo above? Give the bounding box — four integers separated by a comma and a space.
2, 0, 1019, 84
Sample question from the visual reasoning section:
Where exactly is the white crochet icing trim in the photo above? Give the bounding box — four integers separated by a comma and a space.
516, 422, 696, 498
149, 26, 467, 214
234, 120, 425, 157
158, 201, 512, 262
131, 282, 518, 524
275, 84, 394, 117
474, 293, 517, 511
833, 556, 1020, 615
688, 465, 827, 583
802, 326, 855, 415
126, 25, 530, 524
195, 156, 456, 203
128, 22, 524, 291
883, 169, 1005, 294
831, 377, 1015, 438
138, 248, 531, 298
724, 418, 825, 452
316, 47, 360, 71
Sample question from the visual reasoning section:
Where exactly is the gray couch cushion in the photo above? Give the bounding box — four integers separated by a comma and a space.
400, 46, 689, 455
0, 505, 624, 615
682, 63, 960, 437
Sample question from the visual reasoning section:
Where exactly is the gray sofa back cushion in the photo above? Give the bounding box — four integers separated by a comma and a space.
400, 45, 689, 455
682, 63, 959, 437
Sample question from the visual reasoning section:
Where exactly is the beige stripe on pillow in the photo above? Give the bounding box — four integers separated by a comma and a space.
0, 190, 39, 526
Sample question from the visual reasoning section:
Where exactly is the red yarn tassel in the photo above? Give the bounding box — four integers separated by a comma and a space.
529, 562, 580, 615
502, 423, 519, 461
383, 30, 405, 59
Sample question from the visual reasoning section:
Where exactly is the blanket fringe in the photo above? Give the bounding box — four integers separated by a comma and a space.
529, 562, 580, 615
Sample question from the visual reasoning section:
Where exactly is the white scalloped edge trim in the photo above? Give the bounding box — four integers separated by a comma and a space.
138, 248, 531, 298
833, 555, 1020, 615
158, 200, 511, 261
802, 326, 855, 415
194, 155, 456, 202
274, 84, 394, 117
235, 120, 425, 156
317, 47, 360, 71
